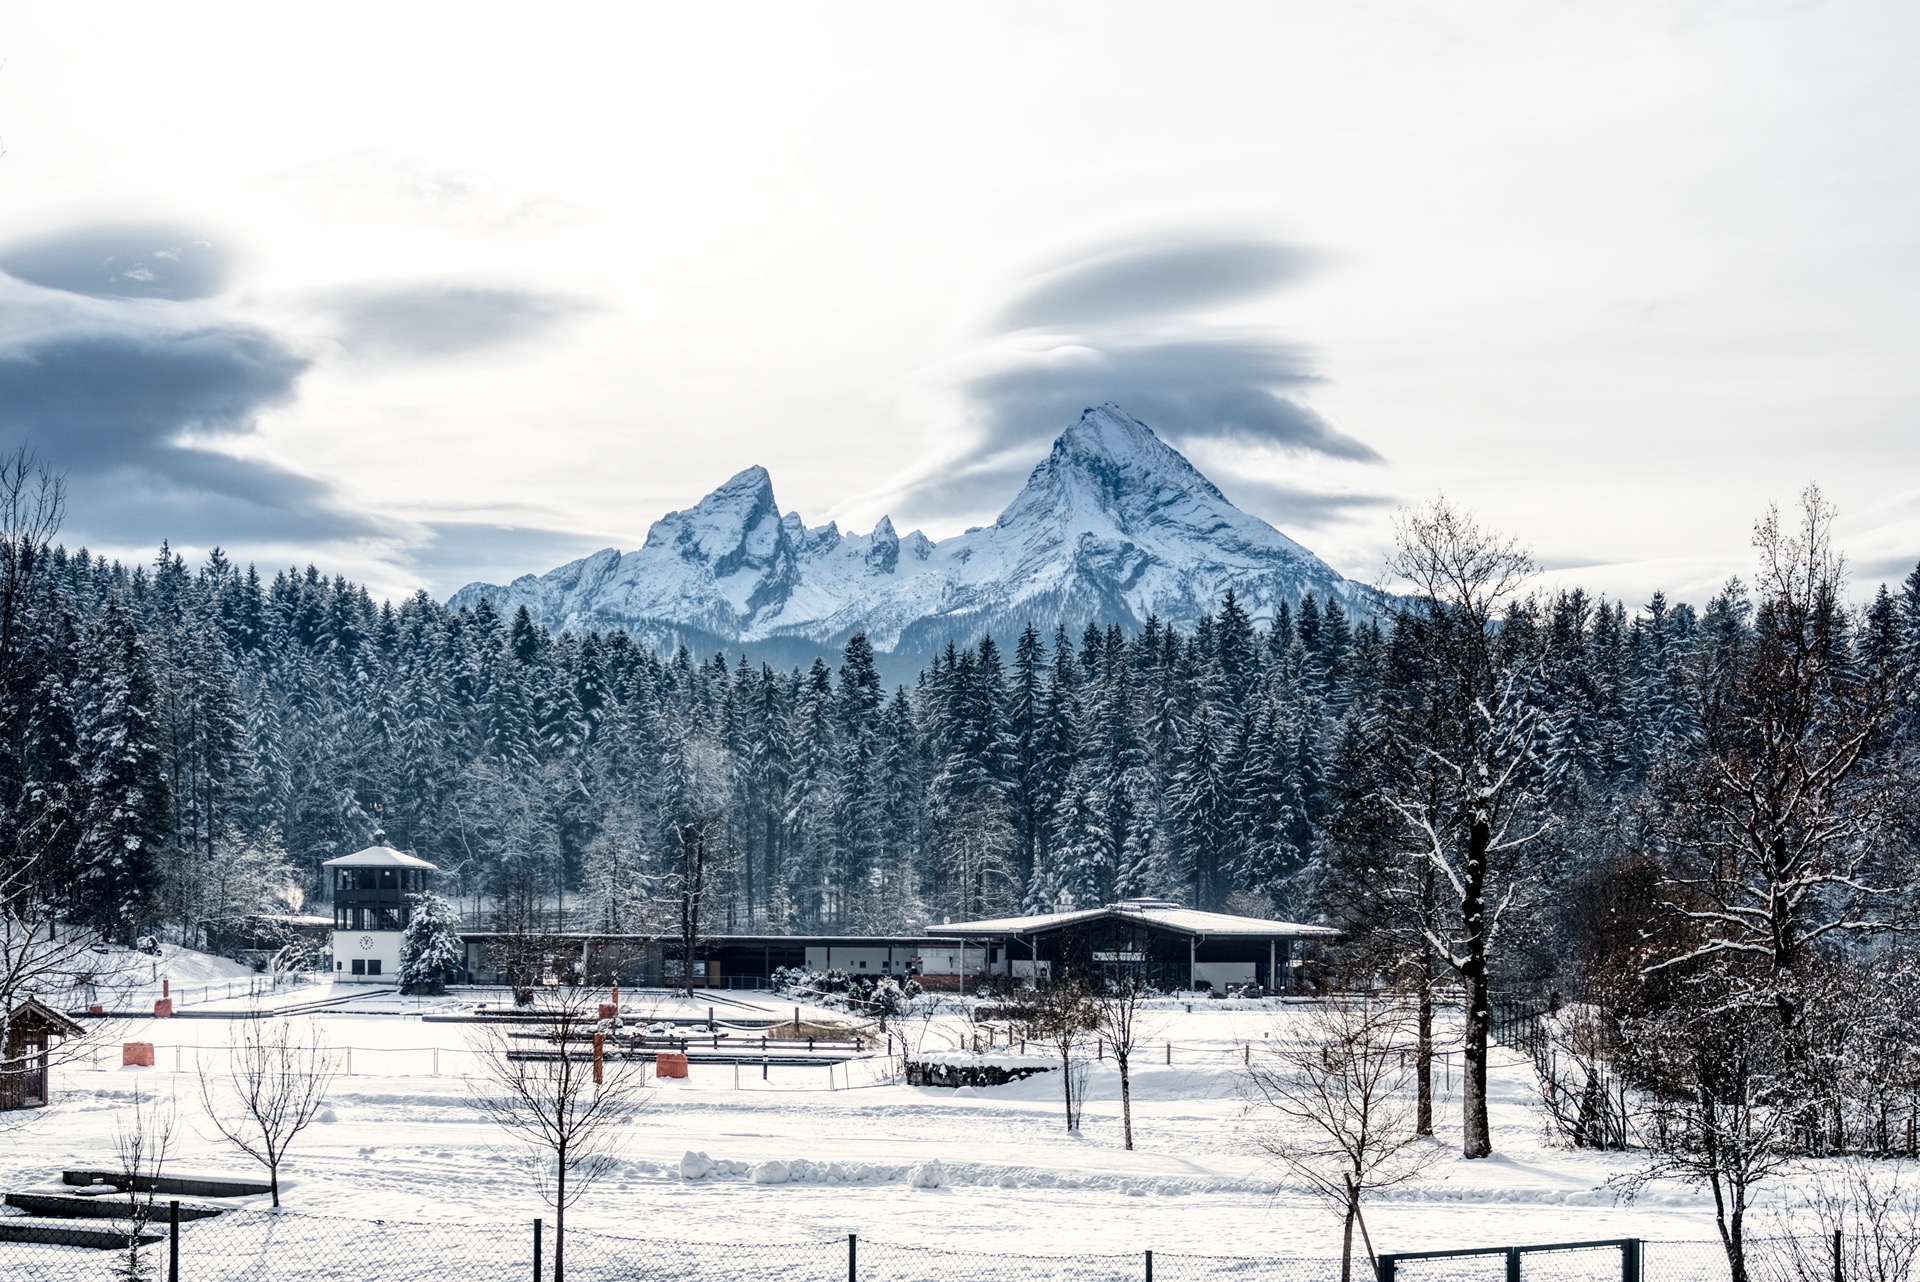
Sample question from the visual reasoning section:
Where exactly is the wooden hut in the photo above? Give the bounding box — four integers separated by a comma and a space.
2, 997, 85, 1110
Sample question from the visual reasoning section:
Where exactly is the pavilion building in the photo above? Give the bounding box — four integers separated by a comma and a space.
927, 897, 1341, 992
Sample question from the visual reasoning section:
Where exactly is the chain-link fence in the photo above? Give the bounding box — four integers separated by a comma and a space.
0, 1208, 1852, 1282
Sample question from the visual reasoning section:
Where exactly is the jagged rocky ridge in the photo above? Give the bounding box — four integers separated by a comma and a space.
450, 405, 1382, 663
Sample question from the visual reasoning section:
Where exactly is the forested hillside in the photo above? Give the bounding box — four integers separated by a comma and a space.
3, 464, 1915, 1014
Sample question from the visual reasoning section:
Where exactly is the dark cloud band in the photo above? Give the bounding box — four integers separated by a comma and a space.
962, 336, 1378, 464
0, 225, 233, 301
0, 296, 392, 544
898, 230, 1384, 534
994, 236, 1317, 333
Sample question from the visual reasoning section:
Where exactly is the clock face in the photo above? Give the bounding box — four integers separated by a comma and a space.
359, 935, 375, 951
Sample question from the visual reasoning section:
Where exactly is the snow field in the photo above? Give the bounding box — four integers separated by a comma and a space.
0, 989, 1828, 1264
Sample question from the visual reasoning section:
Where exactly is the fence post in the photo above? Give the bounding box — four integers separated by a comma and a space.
168, 1200, 179, 1282
1623, 1238, 1642, 1282
1145, 1249, 1153, 1282
1506, 1247, 1522, 1282
533, 1218, 542, 1282
1377, 1253, 1398, 1282
1834, 1229, 1844, 1282
848, 1232, 857, 1282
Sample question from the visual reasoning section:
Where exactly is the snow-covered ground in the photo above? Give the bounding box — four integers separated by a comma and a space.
0, 979, 1810, 1270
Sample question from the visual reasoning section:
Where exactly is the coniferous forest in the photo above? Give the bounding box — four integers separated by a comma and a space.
4, 464, 1919, 1144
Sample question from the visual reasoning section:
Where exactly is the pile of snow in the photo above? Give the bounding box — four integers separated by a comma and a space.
674, 1150, 955, 1189
911, 1049, 1056, 1070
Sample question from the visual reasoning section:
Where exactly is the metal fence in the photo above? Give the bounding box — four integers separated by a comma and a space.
1380, 1238, 1822, 1282
0, 1208, 1830, 1282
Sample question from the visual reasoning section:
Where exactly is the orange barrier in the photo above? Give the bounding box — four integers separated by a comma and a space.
654, 1052, 689, 1079
122, 1043, 155, 1067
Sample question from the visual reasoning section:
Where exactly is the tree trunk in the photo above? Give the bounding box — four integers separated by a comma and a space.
1341, 1196, 1357, 1282
554, 1157, 566, 1282
1416, 864, 1437, 1137
1718, 1182, 1749, 1282
1460, 815, 1493, 1159
1119, 1053, 1133, 1150
269, 1163, 280, 1208
678, 825, 705, 1000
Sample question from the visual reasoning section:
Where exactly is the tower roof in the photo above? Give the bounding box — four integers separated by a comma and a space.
322, 844, 439, 871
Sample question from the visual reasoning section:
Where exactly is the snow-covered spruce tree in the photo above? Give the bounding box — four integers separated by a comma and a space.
1170, 702, 1230, 909
399, 891, 464, 994
70, 596, 171, 942
828, 632, 884, 927
658, 724, 730, 997
782, 658, 836, 926
868, 688, 928, 932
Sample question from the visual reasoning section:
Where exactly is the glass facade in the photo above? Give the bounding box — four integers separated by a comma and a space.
331, 863, 430, 931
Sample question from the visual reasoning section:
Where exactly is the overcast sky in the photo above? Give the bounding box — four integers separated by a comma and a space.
2, 1, 1917, 606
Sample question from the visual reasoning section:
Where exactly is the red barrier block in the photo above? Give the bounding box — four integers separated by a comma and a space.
153, 999, 173, 1019
655, 1052, 689, 1079
122, 1043, 155, 1067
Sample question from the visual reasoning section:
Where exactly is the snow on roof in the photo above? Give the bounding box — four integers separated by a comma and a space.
322, 845, 440, 871
928, 900, 1339, 940
5, 995, 85, 1038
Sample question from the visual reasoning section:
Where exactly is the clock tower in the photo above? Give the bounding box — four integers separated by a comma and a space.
323, 834, 440, 985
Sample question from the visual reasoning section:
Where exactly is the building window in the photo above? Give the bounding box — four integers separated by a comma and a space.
351, 959, 366, 976
367, 960, 382, 976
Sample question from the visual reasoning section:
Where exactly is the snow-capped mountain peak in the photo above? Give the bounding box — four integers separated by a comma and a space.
449, 405, 1374, 664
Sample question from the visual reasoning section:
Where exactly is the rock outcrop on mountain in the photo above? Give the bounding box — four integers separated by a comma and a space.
449, 404, 1379, 664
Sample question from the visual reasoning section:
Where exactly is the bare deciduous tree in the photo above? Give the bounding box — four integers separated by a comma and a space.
1774, 1157, 1920, 1282
1089, 971, 1152, 1150
1245, 996, 1440, 1282
1, 863, 133, 1119
467, 987, 649, 1282
1644, 488, 1914, 1044
1384, 496, 1560, 1159
1027, 977, 1097, 1133
112, 1083, 175, 1280
197, 1014, 339, 1207
1616, 1006, 1799, 1282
